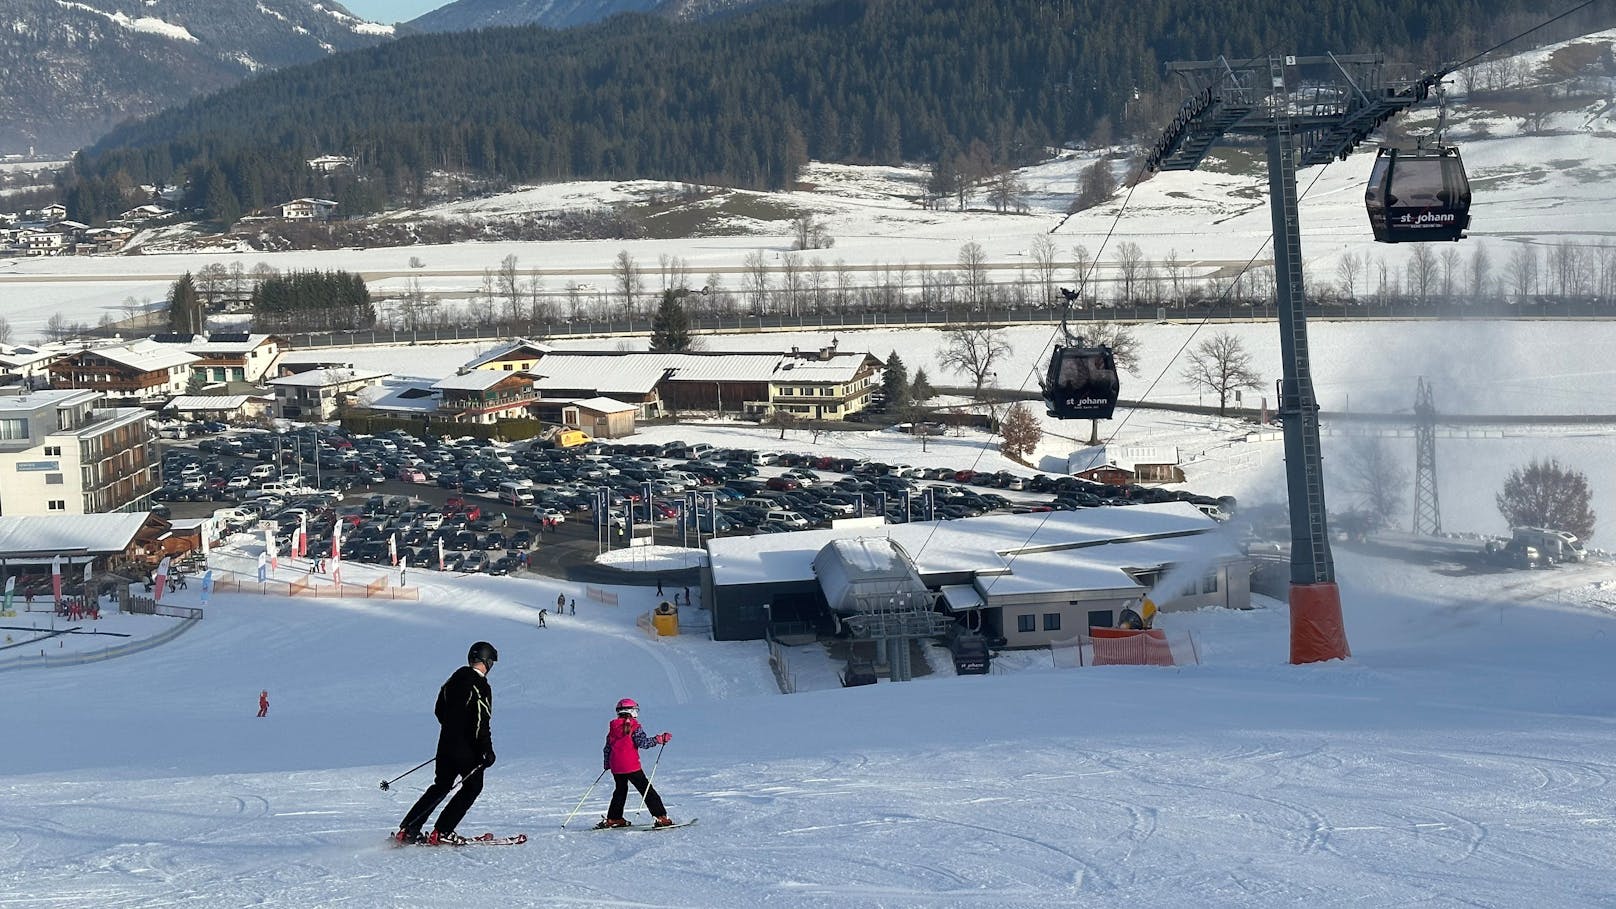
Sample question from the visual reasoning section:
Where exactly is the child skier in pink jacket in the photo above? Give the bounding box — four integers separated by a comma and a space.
597, 698, 674, 828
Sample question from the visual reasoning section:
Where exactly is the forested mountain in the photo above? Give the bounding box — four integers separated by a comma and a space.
0, 0, 392, 152
408, 0, 774, 33
69, 0, 1602, 226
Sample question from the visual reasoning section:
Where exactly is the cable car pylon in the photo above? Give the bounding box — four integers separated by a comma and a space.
1145, 53, 1446, 663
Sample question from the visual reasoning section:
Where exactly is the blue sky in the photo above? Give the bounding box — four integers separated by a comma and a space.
340, 0, 450, 23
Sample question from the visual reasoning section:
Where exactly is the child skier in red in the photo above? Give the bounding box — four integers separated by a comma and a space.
257, 690, 269, 717
597, 698, 674, 828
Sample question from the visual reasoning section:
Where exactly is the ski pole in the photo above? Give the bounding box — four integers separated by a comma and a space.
561, 769, 609, 829
380, 757, 435, 791
636, 743, 666, 815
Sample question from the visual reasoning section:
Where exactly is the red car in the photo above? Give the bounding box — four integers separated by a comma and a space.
766, 476, 801, 491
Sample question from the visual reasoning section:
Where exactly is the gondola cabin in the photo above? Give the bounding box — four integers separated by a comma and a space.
1042, 345, 1120, 420
1364, 145, 1471, 243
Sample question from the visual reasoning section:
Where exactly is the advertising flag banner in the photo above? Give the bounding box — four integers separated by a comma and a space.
330, 521, 342, 585
51, 554, 63, 606
265, 526, 278, 572
201, 518, 211, 559
3, 575, 14, 613
388, 533, 398, 567
297, 513, 308, 558
153, 556, 171, 604
437, 537, 445, 571
257, 551, 268, 583
200, 568, 214, 606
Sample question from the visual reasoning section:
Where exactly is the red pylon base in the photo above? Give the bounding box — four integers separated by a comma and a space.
1289, 581, 1351, 664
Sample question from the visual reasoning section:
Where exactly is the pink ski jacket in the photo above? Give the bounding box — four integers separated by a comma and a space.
604, 716, 653, 773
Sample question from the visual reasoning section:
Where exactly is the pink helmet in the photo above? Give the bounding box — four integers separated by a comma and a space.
615, 698, 639, 716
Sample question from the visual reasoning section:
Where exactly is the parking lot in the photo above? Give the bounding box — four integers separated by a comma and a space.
151, 425, 1235, 579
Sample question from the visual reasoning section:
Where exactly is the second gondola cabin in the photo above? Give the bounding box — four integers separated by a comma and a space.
1364, 145, 1471, 243
1042, 344, 1120, 420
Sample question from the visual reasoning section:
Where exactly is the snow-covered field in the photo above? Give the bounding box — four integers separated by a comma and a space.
3, 524, 1615, 907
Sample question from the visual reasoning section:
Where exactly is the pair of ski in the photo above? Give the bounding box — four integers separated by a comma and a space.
393, 818, 696, 847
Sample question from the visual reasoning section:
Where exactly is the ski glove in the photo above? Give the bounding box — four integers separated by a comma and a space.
654, 733, 671, 745
481, 750, 496, 768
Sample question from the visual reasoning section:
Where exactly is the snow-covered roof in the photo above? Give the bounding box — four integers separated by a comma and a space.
74, 340, 198, 372
1069, 445, 1181, 475
464, 338, 552, 368
167, 395, 265, 412
569, 396, 637, 414
177, 333, 277, 355
268, 368, 388, 388
433, 371, 522, 392
812, 538, 930, 614
707, 503, 1234, 598
0, 513, 152, 557
530, 355, 671, 394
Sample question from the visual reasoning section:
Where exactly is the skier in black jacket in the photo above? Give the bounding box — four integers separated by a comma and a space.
395, 641, 497, 846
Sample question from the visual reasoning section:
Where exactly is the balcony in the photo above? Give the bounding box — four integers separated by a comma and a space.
439, 392, 538, 413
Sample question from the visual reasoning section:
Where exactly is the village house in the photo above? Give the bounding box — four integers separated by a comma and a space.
0, 343, 67, 385
266, 365, 387, 421
164, 394, 275, 425
279, 198, 339, 221
431, 370, 538, 424
48, 340, 200, 406
464, 338, 551, 374
306, 155, 355, 174
149, 332, 284, 385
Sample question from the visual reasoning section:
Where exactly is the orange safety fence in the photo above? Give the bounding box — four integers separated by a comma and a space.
586, 586, 619, 605
1087, 627, 1179, 667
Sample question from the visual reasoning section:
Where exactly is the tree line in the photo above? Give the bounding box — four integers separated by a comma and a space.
59, 0, 1569, 224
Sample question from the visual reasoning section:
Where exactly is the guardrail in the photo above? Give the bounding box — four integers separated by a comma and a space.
0, 614, 202, 672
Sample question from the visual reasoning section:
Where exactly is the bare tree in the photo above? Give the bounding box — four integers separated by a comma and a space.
396, 277, 439, 332
742, 250, 771, 314
612, 250, 643, 318
791, 214, 834, 250
938, 324, 1012, 397
779, 252, 804, 316
1069, 244, 1094, 306
1336, 435, 1409, 530
1071, 160, 1117, 213
498, 254, 522, 325
44, 312, 70, 342
1161, 249, 1187, 306
833, 260, 855, 314
1406, 244, 1438, 305
767, 409, 799, 440
957, 241, 990, 308
1438, 248, 1461, 303
1336, 252, 1363, 302
999, 402, 1043, 461
1181, 331, 1262, 416
527, 267, 547, 325
1467, 246, 1493, 303
0, 316, 12, 344
1506, 245, 1539, 301
1029, 234, 1058, 306
985, 169, 1029, 213
1115, 242, 1147, 304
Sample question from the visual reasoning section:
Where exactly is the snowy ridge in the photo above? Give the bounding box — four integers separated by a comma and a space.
53, 0, 199, 42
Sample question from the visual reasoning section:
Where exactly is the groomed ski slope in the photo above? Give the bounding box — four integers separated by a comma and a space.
3, 539, 1615, 908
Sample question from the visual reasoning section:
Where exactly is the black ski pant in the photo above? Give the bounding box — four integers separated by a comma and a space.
607, 769, 665, 819
400, 759, 483, 835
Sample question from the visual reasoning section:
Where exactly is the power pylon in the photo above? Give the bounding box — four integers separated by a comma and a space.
1411, 376, 1442, 535
1146, 54, 1443, 663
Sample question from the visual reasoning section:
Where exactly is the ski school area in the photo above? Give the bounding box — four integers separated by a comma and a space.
3, 511, 1616, 906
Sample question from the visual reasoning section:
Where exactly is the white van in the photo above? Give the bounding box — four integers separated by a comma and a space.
498, 481, 534, 506
766, 509, 810, 529
685, 443, 715, 459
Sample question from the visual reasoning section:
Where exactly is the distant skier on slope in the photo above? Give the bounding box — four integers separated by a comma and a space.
596, 698, 674, 829
395, 641, 498, 846
257, 690, 269, 717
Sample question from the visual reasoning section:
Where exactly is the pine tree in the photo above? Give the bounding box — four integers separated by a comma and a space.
910, 367, 934, 403
649, 289, 693, 352
168, 272, 202, 334
882, 351, 910, 410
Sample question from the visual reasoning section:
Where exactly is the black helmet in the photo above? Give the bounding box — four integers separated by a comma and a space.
468, 641, 499, 666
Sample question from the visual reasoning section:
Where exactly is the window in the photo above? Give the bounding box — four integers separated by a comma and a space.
1203, 573, 1220, 594
503, 364, 513, 371
43, 445, 61, 456
47, 499, 66, 511
0, 418, 27, 440
1043, 613, 1062, 632
45, 473, 63, 485
1088, 609, 1113, 628
1016, 614, 1036, 633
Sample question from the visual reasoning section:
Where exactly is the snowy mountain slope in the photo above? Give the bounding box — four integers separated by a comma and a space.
0, 0, 392, 152
2, 536, 1613, 907
407, 0, 777, 33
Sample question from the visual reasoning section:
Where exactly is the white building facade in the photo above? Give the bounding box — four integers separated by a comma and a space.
0, 388, 157, 516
